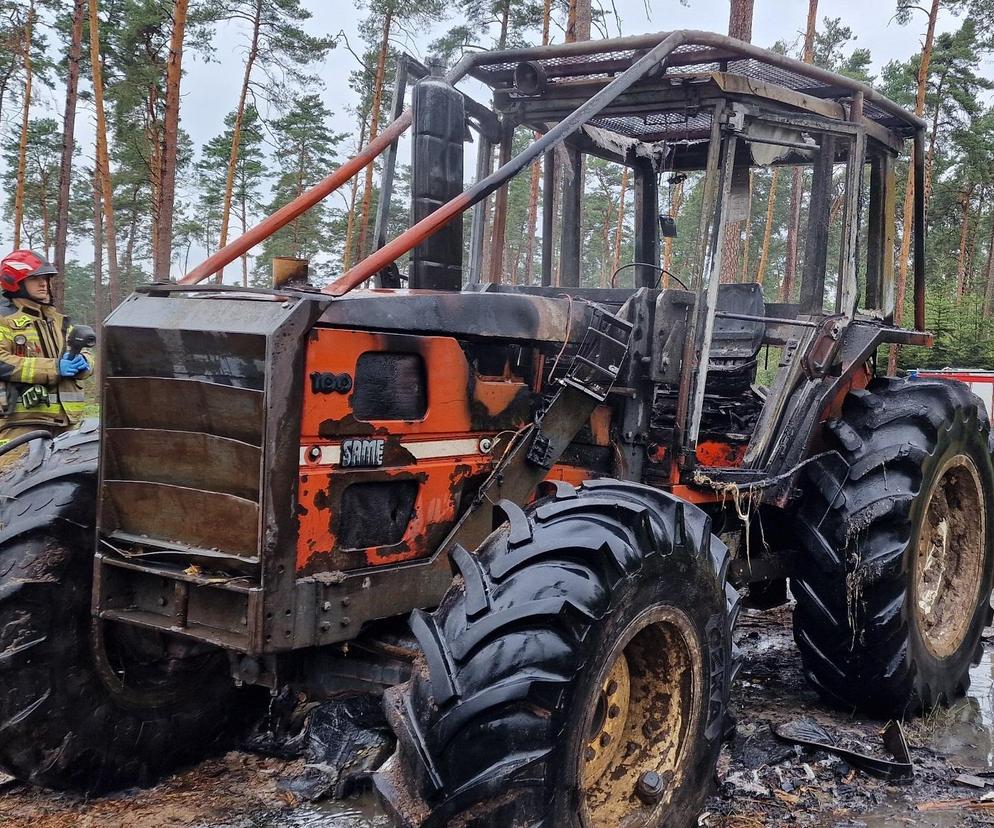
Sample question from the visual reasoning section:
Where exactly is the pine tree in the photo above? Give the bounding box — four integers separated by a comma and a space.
52, 0, 86, 308
195, 106, 265, 284
195, 0, 336, 282
4, 118, 63, 255
12, 0, 37, 250
88, 0, 121, 306
253, 95, 344, 285
153, 0, 190, 282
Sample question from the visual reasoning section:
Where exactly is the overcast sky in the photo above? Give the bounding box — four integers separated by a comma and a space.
0, 0, 978, 279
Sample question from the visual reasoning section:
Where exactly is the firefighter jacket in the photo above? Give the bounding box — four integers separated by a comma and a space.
0, 296, 91, 428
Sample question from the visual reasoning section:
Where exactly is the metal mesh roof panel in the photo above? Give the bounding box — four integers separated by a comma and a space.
471, 37, 916, 140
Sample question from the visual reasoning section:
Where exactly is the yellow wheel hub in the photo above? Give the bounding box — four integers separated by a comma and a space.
581, 651, 631, 787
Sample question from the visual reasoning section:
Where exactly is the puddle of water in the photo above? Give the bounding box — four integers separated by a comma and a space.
924, 646, 994, 770
216, 790, 389, 828
277, 793, 390, 828
854, 643, 994, 827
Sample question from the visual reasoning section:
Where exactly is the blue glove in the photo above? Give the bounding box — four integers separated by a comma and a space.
59, 354, 88, 378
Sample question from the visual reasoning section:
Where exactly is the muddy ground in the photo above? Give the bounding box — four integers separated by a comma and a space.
4, 605, 994, 827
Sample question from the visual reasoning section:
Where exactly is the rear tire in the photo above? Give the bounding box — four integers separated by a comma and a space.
0, 423, 247, 793
375, 479, 740, 827
792, 377, 994, 716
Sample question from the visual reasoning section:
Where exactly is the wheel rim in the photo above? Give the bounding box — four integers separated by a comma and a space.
578, 606, 703, 827
914, 453, 986, 659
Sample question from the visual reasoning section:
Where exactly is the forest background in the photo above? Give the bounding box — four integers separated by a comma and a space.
1, 0, 993, 370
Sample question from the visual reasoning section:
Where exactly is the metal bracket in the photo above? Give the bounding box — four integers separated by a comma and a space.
561, 305, 633, 401
525, 431, 554, 469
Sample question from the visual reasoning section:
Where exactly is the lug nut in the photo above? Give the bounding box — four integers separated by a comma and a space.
635, 770, 664, 805
608, 704, 620, 719
606, 680, 618, 695
585, 747, 596, 761
599, 733, 612, 748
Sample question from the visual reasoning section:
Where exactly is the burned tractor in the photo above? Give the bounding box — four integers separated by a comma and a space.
1, 30, 992, 828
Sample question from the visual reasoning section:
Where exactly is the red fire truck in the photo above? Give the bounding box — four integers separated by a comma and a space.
912, 369, 994, 417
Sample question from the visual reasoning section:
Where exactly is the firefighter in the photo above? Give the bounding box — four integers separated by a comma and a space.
0, 250, 91, 455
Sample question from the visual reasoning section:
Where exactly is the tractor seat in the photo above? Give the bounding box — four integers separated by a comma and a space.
707, 283, 765, 396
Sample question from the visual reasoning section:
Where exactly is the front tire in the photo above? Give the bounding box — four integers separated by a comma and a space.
0, 423, 247, 792
376, 479, 740, 827
792, 377, 994, 716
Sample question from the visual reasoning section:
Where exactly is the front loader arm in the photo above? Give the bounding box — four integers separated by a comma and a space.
441, 303, 633, 555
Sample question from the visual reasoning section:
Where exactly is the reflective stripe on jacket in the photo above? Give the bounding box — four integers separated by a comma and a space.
0, 297, 91, 427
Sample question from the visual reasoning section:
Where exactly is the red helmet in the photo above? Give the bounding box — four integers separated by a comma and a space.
0, 250, 57, 294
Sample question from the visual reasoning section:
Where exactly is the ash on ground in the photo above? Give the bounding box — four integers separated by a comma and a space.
4, 606, 994, 827
702, 605, 994, 828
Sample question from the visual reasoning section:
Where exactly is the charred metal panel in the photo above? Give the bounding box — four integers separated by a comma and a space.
339, 480, 420, 549
96, 556, 260, 652
353, 352, 427, 421
410, 68, 465, 290
297, 328, 531, 574
104, 429, 261, 501
316, 290, 590, 346
799, 134, 835, 314
101, 480, 260, 564
634, 158, 660, 288
94, 290, 328, 654
650, 289, 694, 384
105, 377, 263, 445
559, 148, 582, 287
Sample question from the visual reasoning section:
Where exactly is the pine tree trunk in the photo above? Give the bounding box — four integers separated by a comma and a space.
92, 166, 103, 320
924, 70, 947, 208
356, 9, 392, 261
567, 0, 592, 41
966, 204, 978, 293
12, 1, 34, 250
343, 114, 368, 271
600, 197, 614, 287
889, 0, 941, 373
757, 167, 779, 285
240, 186, 249, 287
53, 0, 85, 308
41, 174, 50, 257
739, 170, 754, 282
783, 173, 803, 301
484, 4, 515, 285
955, 184, 973, 301
561, 0, 591, 286
148, 84, 162, 261
727, 0, 754, 41
155, 0, 189, 283
89, 0, 121, 307
522, 159, 541, 285
123, 203, 138, 293
216, 0, 262, 282
611, 168, 629, 277
983, 211, 994, 318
